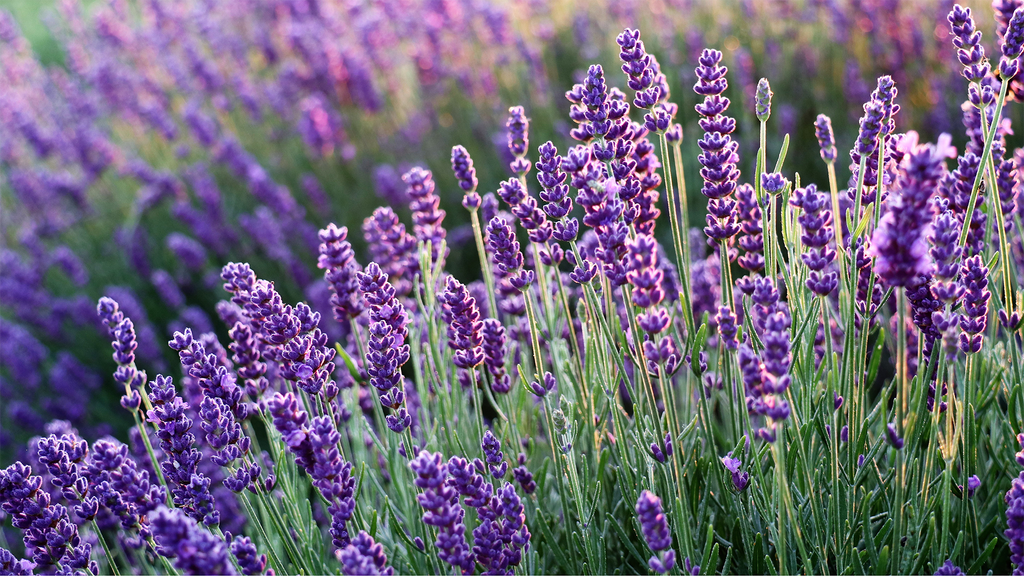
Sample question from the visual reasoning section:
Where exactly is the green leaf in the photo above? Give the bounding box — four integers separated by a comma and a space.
334, 343, 365, 383
606, 513, 647, 567
699, 524, 715, 575
774, 133, 790, 173
966, 536, 999, 574
875, 545, 890, 575
536, 508, 571, 571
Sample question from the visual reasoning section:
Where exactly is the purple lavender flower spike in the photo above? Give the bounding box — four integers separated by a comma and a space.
998, 7, 1024, 79
231, 536, 269, 575
934, 559, 964, 575
451, 145, 480, 210
338, 530, 395, 576
482, 318, 511, 394
1007, 470, 1024, 573
362, 206, 417, 298
626, 233, 680, 375
958, 255, 990, 354
487, 216, 534, 290
0, 547, 32, 575
359, 262, 413, 433
318, 223, 365, 324
716, 306, 739, 350
735, 184, 764, 277
440, 276, 484, 370
755, 78, 772, 122
815, 114, 837, 162
790, 184, 838, 296
694, 48, 741, 243
151, 505, 235, 574
513, 454, 537, 494
870, 132, 954, 286
636, 490, 676, 574
410, 451, 474, 574
481, 431, 508, 478
507, 106, 531, 176
404, 167, 447, 262
948, 5, 990, 83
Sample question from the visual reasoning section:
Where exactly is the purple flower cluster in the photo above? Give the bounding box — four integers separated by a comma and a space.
693, 48, 741, 242
482, 318, 511, 393
358, 262, 413, 433
947, 5, 990, 83
870, 132, 952, 287
814, 114, 837, 162
487, 217, 534, 290
721, 452, 750, 491
790, 184, 838, 296
404, 167, 447, 262
318, 223, 365, 323
635, 490, 676, 574
626, 233, 680, 375
735, 184, 764, 277
362, 207, 418, 298
958, 255, 990, 354
506, 106, 531, 176
338, 531, 394, 576
440, 276, 485, 370
151, 505, 236, 575
410, 451, 474, 574
451, 145, 480, 209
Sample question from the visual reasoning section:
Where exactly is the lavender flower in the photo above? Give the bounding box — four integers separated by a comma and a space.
481, 431, 508, 478
404, 167, 446, 262
998, 7, 1024, 79
948, 5, 990, 83
410, 451, 474, 574
870, 132, 953, 287
487, 216, 534, 290
934, 560, 965, 575
317, 223, 364, 323
0, 547, 31, 575
755, 78, 772, 122
150, 505, 235, 574
359, 262, 413, 433
790, 184, 838, 296
481, 318, 511, 394
338, 531, 394, 576
507, 106, 531, 176
635, 490, 676, 574
721, 452, 749, 491
959, 255, 990, 354
694, 49, 741, 242
626, 233, 680, 374
440, 276, 484, 369
735, 184, 764, 275
451, 145, 480, 211
362, 206, 417, 298
886, 422, 905, 450
814, 114, 837, 162
231, 536, 269, 575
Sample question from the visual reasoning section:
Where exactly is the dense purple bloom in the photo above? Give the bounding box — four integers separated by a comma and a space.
994, 143, 1018, 233
487, 216, 534, 290
958, 255, 990, 354
0, 462, 95, 573
814, 114, 837, 162
512, 454, 537, 494
358, 262, 412, 432
886, 422, 905, 450
998, 7, 1024, 79
635, 490, 676, 574
790, 184, 838, 296
451, 145, 479, 193
735, 184, 764, 274
870, 132, 953, 287
506, 106, 531, 175
716, 306, 739, 350
338, 531, 394, 576
1008, 470, 1024, 574
410, 451, 474, 574
147, 374, 219, 526
626, 233, 680, 374
151, 505, 235, 574
318, 223, 364, 323
694, 48, 741, 242
362, 206, 417, 298
934, 560, 965, 575
482, 318, 511, 394
0, 547, 32, 575
948, 5, 990, 82
404, 167, 446, 262
231, 535, 269, 575
440, 276, 485, 369
481, 431, 508, 479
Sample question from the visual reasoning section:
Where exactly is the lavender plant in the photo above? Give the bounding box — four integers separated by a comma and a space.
1, 3, 1024, 576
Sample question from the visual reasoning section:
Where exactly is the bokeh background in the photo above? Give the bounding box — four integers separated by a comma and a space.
1, 0, 1020, 462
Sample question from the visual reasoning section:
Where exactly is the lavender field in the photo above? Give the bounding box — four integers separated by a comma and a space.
1, 0, 1023, 574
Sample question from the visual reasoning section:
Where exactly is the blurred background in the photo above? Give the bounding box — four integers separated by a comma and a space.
1, 0, 1019, 461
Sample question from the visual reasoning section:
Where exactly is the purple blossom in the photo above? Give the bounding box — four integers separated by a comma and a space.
481, 318, 510, 394
998, 7, 1024, 79
409, 451, 474, 574
404, 167, 447, 262
790, 184, 838, 296
948, 5, 990, 83
231, 535, 269, 575
440, 276, 484, 370
358, 262, 412, 433
735, 184, 764, 274
814, 114, 837, 162
958, 255, 990, 354
635, 490, 676, 574
721, 452, 749, 491
870, 132, 953, 287
451, 145, 479, 201
487, 216, 534, 290
506, 106, 531, 175
362, 206, 417, 298
693, 48, 741, 242
338, 531, 394, 576
755, 78, 772, 122
150, 505, 235, 575
934, 560, 964, 575
481, 431, 508, 479
317, 223, 365, 323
